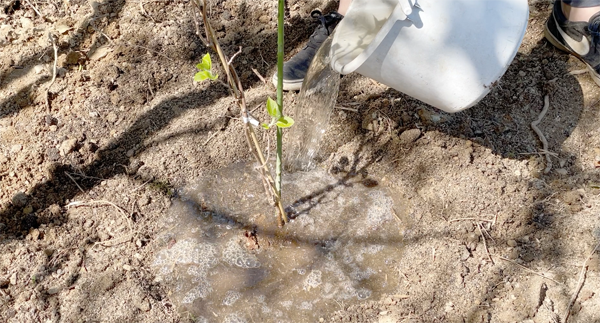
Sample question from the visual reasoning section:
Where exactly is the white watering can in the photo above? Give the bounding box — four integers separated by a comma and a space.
330, 0, 529, 113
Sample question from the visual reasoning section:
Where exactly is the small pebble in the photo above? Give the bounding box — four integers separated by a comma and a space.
10, 144, 22, 153
555, 168, 568, 176
34, 65, 46, 74
47, 287, 61, 295
123, 264, 133, 271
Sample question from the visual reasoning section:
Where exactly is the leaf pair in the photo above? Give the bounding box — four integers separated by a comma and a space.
194, 53, 218, 81
263, 97, 294, 129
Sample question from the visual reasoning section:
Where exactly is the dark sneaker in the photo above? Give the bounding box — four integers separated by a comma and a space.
545, 0, 600, 85
272, 10, 343, 91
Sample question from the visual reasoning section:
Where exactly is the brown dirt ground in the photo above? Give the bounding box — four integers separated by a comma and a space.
1, 0, 600, 322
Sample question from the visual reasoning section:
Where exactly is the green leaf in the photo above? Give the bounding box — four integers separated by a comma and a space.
266, 97, 281, 118
194, 71, 218, 82
261, 123, 270, 129
276, 116, 294, 128
194, 71, 210, 82
196, 53, 212, 71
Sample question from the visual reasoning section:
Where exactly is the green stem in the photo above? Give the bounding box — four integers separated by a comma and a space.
276, 0, 284, 205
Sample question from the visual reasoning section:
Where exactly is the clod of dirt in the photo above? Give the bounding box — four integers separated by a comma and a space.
589, 254, 600, 271
399, 128, 421, 144
59, 138, 78, 156
562, 189, 584, 212
11, 191, 27, 207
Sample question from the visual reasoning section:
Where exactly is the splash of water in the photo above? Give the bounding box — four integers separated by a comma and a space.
285, 34, 341, 171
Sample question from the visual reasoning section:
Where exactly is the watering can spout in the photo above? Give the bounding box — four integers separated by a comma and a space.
330, 0, 529, 113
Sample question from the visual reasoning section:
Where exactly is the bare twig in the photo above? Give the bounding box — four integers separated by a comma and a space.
203, 131, 219, 146
449, 217, 494, 223
564, 240, 600, 323
65, 172, 86, 194
251, 68, 267, 84
66, 200, 132, 231
498, 256, 561, 284
46, 33, 58, 112
24, 0, 45, 19
139, 0, 156, 22
132, 178, 153, 192
335, 106, 359, 112
124, 40, 174, 62
531, 95, 552, 174
477, 222, 495, 265
227, 46, 243, 65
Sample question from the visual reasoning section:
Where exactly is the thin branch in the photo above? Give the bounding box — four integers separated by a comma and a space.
531, 95, 552, 173
66, 200, 134, 235
227, 46, 243, 65
24, 0, 45, 19
449, 217, 494, 223
65, 171, 86, 194
564, 240, 600, 323
335, 106, 359, 112
251, 68, 267, 84
498, 256, 561, 284
46, 33, 58, 112
477, 222, 494, 265
203, 130, 219, 146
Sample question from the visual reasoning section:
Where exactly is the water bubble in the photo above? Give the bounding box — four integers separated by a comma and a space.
223, 290, 242, 306
299, 301, 313, 310
280, 300, 293, 309
356, 288, 372, 300
304, 270, 322, 291
223, 313, 247, 323
194, 316, 208, 323
236, 257, 244, 267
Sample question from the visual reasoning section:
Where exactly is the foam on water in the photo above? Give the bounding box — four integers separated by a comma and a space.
151, 162, 412, 322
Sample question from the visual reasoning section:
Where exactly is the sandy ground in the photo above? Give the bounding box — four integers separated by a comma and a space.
1, 0, 600, 322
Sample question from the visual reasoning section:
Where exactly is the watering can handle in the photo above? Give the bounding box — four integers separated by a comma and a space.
395, 0, 418, 20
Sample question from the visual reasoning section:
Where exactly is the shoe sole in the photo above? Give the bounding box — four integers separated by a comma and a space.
272, 74, 303, 91
544, 16, 600, 86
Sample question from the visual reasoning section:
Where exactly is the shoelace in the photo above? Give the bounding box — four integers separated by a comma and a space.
311, 10, 329, 33
303, 10, 342, 49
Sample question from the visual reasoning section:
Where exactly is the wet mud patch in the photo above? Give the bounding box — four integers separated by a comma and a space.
151, 163, 411, 322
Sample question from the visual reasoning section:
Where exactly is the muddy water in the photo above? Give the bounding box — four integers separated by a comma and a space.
151, 163, 412, 322
285, 34, 341, 171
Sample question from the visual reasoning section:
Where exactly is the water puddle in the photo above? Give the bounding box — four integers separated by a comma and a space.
285, 33, 341, 171
151, 163, 412, 322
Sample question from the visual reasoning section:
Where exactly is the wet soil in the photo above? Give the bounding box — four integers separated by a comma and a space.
1, 0, 600, 322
